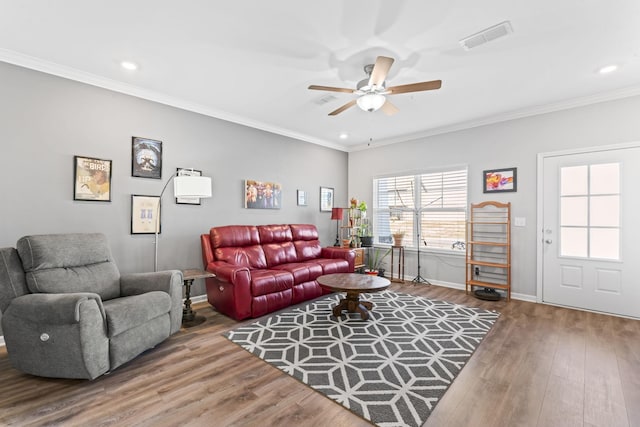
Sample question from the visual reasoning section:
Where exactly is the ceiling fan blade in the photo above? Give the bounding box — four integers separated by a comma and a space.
381, 99, 399, 116
308, 85, 355, 94
387, 80, 442, 94
329, 99, 357, 116
368, 56, 394, 87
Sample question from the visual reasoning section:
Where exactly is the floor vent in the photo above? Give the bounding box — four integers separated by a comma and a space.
460, 21, 513, 50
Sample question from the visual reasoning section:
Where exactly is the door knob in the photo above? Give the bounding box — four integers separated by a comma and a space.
545, 239, 552, 244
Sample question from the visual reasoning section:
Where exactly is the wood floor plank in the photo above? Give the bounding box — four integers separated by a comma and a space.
1, 282, 638, 427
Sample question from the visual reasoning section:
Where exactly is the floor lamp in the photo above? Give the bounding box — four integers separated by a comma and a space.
154, 171, 212, 272
331, 207, 344, 247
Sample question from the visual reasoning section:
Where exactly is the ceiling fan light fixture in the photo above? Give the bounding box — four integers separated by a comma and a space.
357, 93, 386, 112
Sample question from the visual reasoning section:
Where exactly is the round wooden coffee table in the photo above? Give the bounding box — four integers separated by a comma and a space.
317, 273, 391, 320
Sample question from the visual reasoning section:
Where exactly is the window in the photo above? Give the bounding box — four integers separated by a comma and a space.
559, 162, 620, 260
373, 167, 468, 250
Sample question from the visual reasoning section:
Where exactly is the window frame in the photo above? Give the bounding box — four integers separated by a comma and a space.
372, 165, 468, 253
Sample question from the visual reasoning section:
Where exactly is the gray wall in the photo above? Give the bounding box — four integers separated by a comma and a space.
0, 61, 348, 311
348, 95, 640, 298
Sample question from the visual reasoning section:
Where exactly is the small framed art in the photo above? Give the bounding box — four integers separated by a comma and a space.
131, 195, 161, 234
132, 137, 162, 179
73, 155, 112, 201
483, 167, 517, 193
320, 186, 334, 212
176, 168, 203, 205
297, 190, 308, 206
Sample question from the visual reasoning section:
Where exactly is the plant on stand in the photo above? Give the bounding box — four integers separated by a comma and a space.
365, 247, 391, 277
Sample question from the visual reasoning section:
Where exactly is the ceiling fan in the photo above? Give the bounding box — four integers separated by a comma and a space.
308, 56, 442, 116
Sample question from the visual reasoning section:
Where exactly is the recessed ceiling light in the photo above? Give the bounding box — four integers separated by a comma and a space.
339, 133, 349, 140
121, 61, 138, 71
598, 64, 618, 74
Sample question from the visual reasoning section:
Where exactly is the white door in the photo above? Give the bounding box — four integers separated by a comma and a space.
541, 144, 640, 318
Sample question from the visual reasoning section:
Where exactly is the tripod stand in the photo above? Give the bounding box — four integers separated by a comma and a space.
411, 210, 431, 285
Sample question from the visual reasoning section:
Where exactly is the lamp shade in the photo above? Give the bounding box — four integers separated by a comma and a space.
173, 175, 212, 198
357, 93, 386, 112
331, 207, 344, 220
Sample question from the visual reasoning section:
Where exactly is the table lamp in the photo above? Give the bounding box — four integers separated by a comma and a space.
331, 207, 344, 247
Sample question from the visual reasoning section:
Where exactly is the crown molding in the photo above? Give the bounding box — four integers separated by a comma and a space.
349, 84, 640, 151
0, 49, 348, 152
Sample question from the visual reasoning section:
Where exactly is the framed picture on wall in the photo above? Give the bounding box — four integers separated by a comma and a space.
131, 195, 161, 234
176, 168, 203, 205
132, 137, 162, 179
483, 167, 517, 193
73, 155, 112, 201
244, 179, 282, 209
297, 190, 308, 206
320, 186, 334, 212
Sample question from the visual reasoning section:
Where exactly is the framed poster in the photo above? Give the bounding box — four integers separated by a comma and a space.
244, 179, 282, 209
297, 190, 308, 206
73, 155, 112, 201
483, 167, 517, 193
132, 137, 162, 179
176, 168, 203, 205
320, 186, 334, 212
131, 195, 161, 234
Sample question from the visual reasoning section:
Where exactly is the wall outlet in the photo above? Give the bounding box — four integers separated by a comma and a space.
474, 267, 480, 276
514, 217, 526, 227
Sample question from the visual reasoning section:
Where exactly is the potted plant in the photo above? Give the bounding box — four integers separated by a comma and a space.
365, 247, 391, 276
392, 230, 405, 246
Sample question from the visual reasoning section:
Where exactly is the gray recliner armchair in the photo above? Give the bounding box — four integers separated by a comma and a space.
0, 233, 183, 380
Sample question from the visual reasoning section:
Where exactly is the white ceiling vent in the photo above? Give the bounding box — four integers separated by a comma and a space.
459, 21, 513, 50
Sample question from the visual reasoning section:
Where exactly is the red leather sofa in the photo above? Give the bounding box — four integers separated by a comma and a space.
201, 224, 356, 320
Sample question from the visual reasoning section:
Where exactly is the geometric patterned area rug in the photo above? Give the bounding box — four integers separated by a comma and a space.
225, 290, 500, 427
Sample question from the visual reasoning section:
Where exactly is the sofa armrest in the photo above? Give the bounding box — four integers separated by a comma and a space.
120, 270, 183, 334
204, 261, 252, 320
5, 292, 105, 325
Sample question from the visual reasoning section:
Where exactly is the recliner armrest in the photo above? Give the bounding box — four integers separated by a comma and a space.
120, 270, 183, 296
208, 261, 250, 283
5, 292, 105, 325
120, 270, 183, 335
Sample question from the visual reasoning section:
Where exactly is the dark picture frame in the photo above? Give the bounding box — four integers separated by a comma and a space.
73, 155, 112, 201
320, 186, 334, 212
132, 137, 162, 179
131, 195, 161, 234
176, 168, 203, 205
483, 167, 517, 193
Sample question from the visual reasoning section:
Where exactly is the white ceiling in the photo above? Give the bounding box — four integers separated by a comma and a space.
2, 0, 640, 152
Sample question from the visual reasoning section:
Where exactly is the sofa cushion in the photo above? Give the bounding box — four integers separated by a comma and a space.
313, 258, 350, 274
294, 240, 322, 261
290, 224, 319, 241
215, 246, 267, 269
250, 270, 294, 297
17, 234, 121, 301
258, 225, 292, 244
210, 225, 260, 248
263, 241, 298, 267
272, 262, 323, 285
103, 291, 171, 337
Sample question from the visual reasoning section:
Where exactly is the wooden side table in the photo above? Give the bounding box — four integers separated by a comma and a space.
181, 269, 215, 327
390, 246, 405, 283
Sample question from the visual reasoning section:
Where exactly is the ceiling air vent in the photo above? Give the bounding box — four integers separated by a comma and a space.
459, 21, 513, 50
313, 94, 338, 105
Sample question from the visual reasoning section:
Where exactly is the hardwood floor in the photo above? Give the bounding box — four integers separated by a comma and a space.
1, 283, 639, 426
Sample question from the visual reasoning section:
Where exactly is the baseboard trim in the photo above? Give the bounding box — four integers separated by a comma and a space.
400, 277, 537, 303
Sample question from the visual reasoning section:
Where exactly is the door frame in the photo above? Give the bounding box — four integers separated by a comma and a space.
536, 140, 640, 304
